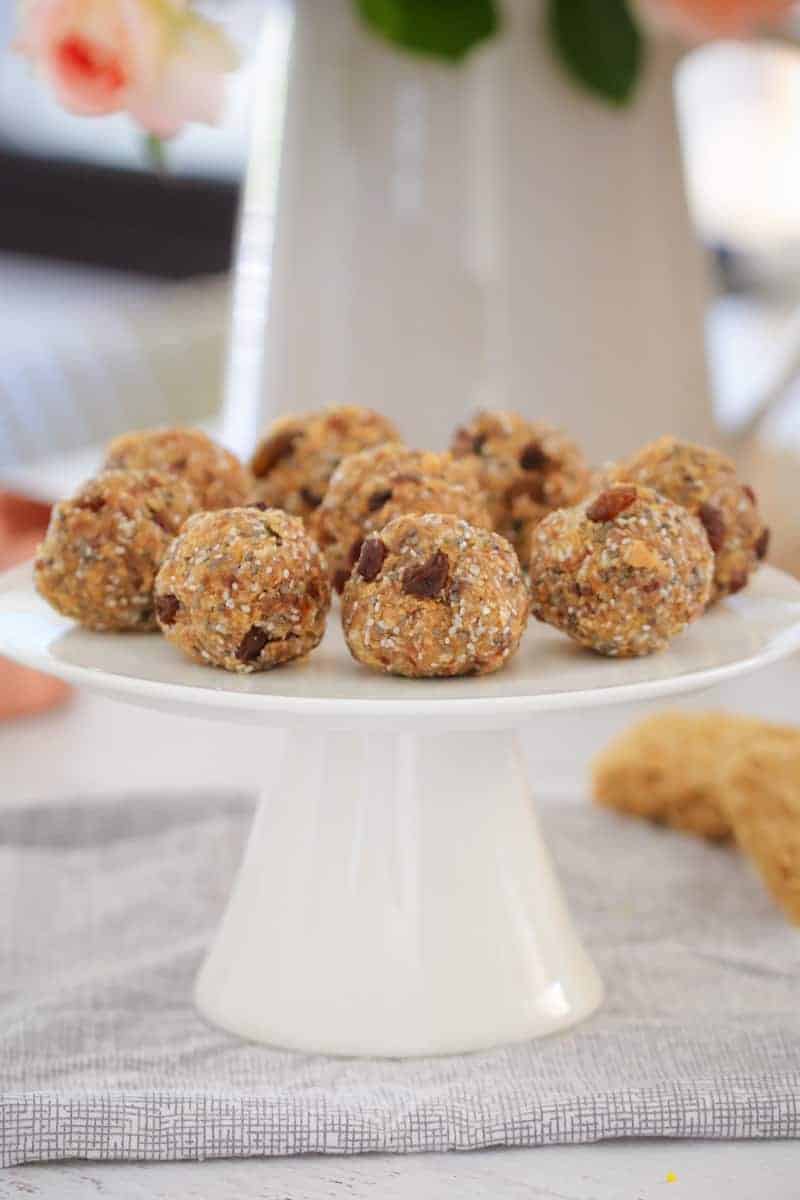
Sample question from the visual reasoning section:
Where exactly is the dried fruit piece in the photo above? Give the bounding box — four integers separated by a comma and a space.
519, 442, 548, 471
755, 527, 770, 561
236, 625, 270, 663
155, 593, 180, 626
367, 488, 393, 512
586, 486, 638, 523
251, 430, 299, 478
699, 502, 726, 553
357, 537, 386, 581
333, 568, 351, 593
402, 550, 449, 598
300, 486, 322, 509
77, 495, 105, 513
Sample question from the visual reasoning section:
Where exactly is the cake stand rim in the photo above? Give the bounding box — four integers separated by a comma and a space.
2, 559, 800, 728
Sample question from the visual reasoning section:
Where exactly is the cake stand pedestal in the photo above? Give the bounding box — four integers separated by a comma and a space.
2, 561, 800, 1057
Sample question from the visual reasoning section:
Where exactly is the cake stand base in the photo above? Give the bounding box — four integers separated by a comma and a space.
194, 727, 603, 1057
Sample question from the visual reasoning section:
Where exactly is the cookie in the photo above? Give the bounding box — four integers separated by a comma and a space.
154, 507, 330, 672
312, 443, 490, 592
105, 427, 250, 512
529, 484, 713, 656
592, 711, 761, 839
450, 410, 590, 559
723, 724, 800, 924
341, 512, 529, 678
606, 436, 768, 603
34, 469, 196, 631
249, 406, 399, 521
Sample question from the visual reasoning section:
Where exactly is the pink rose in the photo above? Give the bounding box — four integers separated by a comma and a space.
15, 0, 238, 137
640, 0, 795, 39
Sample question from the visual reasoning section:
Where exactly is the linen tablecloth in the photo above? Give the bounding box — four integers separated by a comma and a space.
1, 790, 798, 1166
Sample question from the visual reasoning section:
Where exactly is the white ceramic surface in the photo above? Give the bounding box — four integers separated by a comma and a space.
2, 561, 800, 731
3, 560, 800, 1055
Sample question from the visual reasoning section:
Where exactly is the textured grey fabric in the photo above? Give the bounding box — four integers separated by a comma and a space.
2, 791, 799, 1167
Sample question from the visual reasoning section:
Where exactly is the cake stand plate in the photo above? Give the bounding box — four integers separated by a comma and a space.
3, 560, 800, 1057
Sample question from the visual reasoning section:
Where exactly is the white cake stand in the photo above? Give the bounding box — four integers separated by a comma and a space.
3, 560, 800, 1057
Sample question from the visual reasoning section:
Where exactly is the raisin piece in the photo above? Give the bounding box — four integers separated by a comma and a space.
236, 625, 269, 663
333, 568, 351, 594
519, 442, 548, 471
727, 571, 748, 595
78, 495, 105, 513
300, 486, 322, 509
149, 508, 172, 533
367, 488, 393, 512
402, 550, 449, 598
699, 502, 726, 552
586, 487, 638, 523
347, 537, 364, 567
357, 537, 386, 582
755, 527, 770, 561
251, 430, 299, 478
249, 501, 269, 511
155, 593, 180, 626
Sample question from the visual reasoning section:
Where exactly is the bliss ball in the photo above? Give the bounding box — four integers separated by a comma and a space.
34, 469, 196, 632
341, 513, 529, 678
312, 443, 491, 592
154, 507, 330, 673
450, 410, 590, 559
607, 436, 768, 602
105, 426, 250, 512
529, 484, 714, 657
249, 406, 400, 521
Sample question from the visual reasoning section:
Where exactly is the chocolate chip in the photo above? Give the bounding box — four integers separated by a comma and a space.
333, 568, 351, 594
699, 502, 726, 553
300, 486, 322, 509
357, 537, 386, 581
586, 487, 638, 522
402, 550, 449, 598
251, 430, 299, 478
155, 593, 180, 626
743, 484, 757, 504
236, 625, 269, 663
367, 488, 393, 512
519, 442, 548, 471
755, 527, 770, 561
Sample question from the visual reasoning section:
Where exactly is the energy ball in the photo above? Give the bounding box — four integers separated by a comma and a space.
450, 410, 590, 559
341, 513, 529, 678
606, 436, 768, 602
34, 469, 195, 632
528, 484, 714, 657
249, 406, 400, 521
313, 444, 491, 592
154, 507, 330, 673
105, 426, 250, 512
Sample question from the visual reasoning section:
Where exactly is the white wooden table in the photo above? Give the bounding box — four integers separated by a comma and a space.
2, 653, 799, 1198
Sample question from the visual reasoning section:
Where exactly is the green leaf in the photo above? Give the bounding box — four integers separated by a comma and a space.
547, 0, 643, 106
356, 0, 499, 63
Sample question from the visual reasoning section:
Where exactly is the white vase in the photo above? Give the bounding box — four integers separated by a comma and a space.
222, 0, 714, 462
